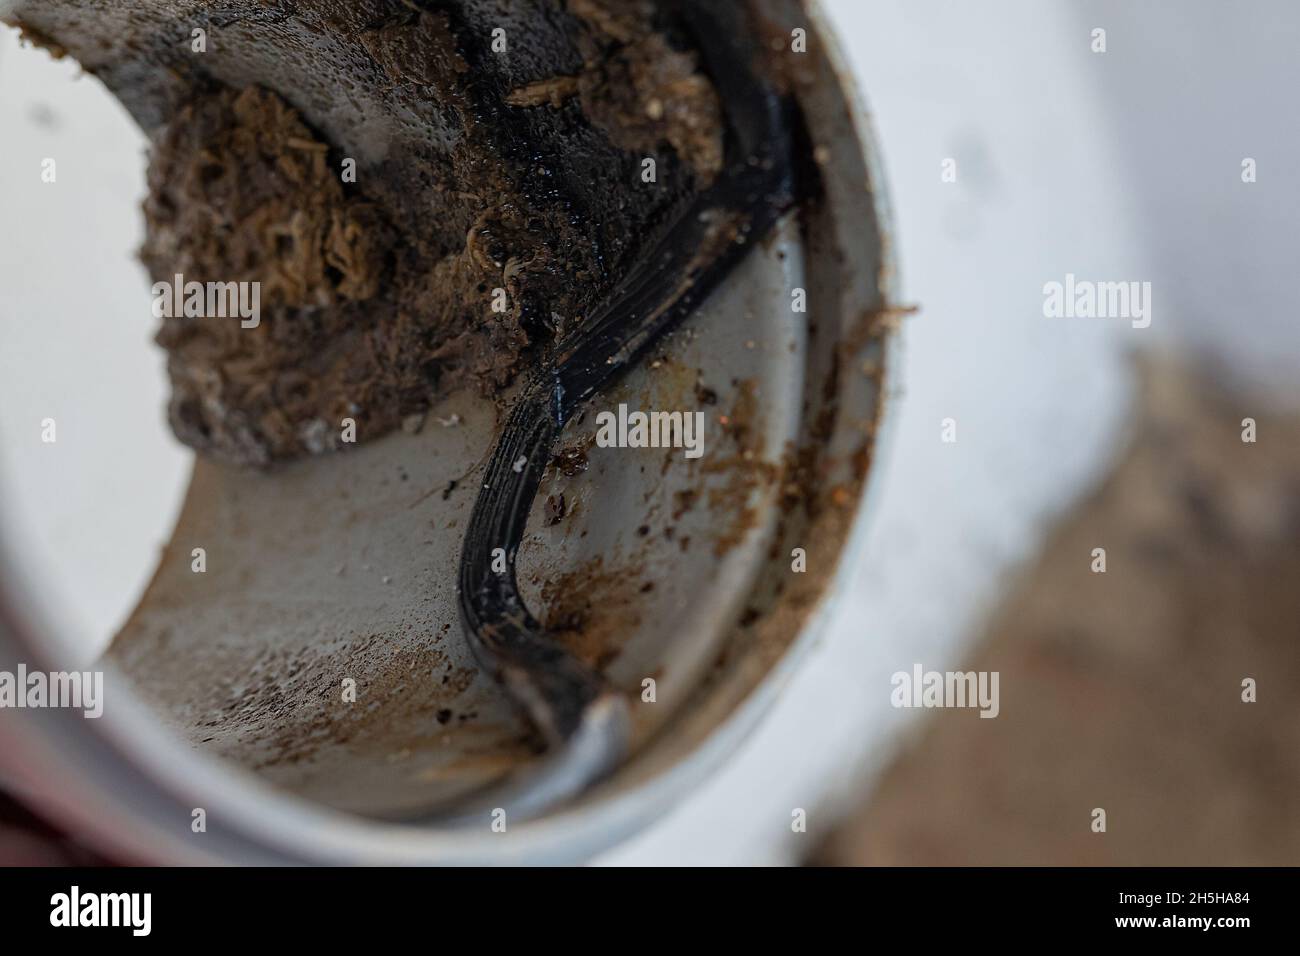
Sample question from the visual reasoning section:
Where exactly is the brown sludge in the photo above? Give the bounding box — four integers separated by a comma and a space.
10, 0, 724, 465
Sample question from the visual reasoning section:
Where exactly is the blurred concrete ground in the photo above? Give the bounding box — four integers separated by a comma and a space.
813, 360, 1300, 865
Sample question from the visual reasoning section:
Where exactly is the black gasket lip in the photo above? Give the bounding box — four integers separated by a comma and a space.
449, 5, 803, 820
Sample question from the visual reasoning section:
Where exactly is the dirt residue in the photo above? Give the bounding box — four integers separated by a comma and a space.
568, 0, 724, 185
704, 379, 780, 557
15, 0, 728, 466
144, 87, 395, 463
540, 556, 643, 670
187, 631, 464, 770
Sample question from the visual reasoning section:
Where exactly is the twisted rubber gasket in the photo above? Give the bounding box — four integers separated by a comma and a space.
451, 3, 802, 819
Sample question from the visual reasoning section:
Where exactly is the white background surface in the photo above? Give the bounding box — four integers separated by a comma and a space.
0, 1, 1295, 864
